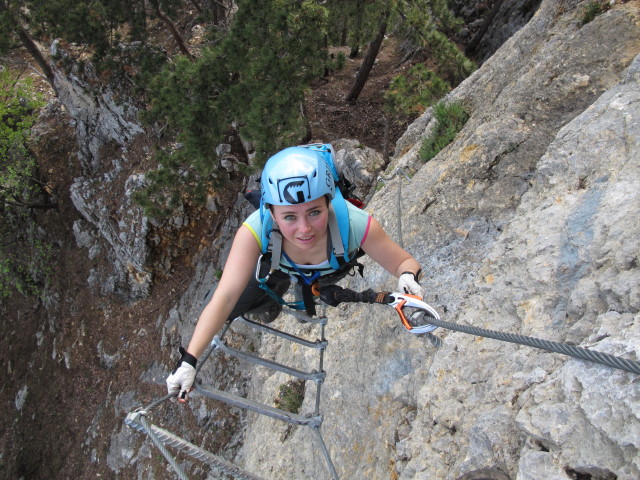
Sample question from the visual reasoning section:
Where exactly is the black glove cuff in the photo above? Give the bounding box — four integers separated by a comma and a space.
178, 346, 197, 368
401, 269, 422, 283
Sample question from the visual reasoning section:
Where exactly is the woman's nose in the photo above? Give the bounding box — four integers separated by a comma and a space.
298, 218, 312, 232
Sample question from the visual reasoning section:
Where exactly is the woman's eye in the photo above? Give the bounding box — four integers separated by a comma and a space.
283, 215, 296, 221
309, 209, 321, 217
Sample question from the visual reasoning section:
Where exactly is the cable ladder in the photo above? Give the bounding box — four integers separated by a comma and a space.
126, 307, 339, 480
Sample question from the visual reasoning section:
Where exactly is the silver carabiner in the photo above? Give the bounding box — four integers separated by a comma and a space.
388, 293, 440, 334
255, 254, 272, 283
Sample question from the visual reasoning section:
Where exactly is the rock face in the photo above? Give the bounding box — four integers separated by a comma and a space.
51, 41, 145, 174
51, 42, 155, 300
105, 1, 640, 478
70, 172, 152, 300
229, 2, 639, 480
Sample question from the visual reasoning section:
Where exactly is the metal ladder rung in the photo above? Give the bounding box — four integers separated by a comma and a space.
214, 337, 326, 382
236, 316, 328, 349
282, 309, 329, 325
194, 383, 323, 427
126, 309, 339, 479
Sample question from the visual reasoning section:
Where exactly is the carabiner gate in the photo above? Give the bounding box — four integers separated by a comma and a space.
389, 293, 440, 334
255, 254, 272, 283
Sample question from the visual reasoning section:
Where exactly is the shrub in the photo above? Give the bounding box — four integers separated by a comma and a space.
0, 69, 52, 297
274, 379, 306, 414
581, 1, 605, 25
384, 64, 450, 119
419, 101, 469, 163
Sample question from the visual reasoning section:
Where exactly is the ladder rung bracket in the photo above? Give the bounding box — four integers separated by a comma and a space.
236, 317, 328, 349
194, 383, 323, 427
214, 337, 326, 382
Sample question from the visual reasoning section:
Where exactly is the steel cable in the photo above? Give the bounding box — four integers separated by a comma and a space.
376, 167, 411, 248
127, 412, 267, 480
420, 315, 640, 375
137, 414, 190, 480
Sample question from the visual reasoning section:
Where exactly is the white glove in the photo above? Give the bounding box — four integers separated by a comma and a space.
398, 271, 423, 299
166, 347, 197, 402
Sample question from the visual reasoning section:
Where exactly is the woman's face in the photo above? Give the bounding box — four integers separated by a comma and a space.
271, 197, 329, 251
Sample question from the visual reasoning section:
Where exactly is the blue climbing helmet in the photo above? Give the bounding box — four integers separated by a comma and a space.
260, 146, 336, 208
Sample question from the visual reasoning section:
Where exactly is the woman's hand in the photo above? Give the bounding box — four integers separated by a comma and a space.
398, 271, 424, 298
166, 347, 197, 402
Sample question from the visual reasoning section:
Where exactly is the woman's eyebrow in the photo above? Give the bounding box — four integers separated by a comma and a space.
279, 205, 324, 215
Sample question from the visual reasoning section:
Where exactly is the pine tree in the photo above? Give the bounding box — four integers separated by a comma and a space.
137, 0, 330, 215
396, 0, 475, 84
343, 0, 475, 102
223, 0, 328, 159
0, 1, 58, 92
345, 2, 391, 102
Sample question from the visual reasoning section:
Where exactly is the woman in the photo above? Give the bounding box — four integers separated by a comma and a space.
167, 144, 424, 401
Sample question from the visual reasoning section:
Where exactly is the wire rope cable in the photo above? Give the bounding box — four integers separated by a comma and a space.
419, 315, 640, 375
127, 411, 268, 480
376, 167, 411, 248
137, 414, 190, 480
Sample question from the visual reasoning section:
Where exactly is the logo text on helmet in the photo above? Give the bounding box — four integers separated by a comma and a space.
325, 167, 333, 188
278, 176, 310, 204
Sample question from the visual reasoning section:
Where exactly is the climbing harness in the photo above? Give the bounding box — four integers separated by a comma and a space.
282, 251, 322, 285
255, 253, 306, 310
376, 167, 412, 247
126, 308, 340, 480
315, 284, 640, 375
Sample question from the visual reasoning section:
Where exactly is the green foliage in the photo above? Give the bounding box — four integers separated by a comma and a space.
98, 43, 169, 97
0, 70, 46, 206
427, 29, 476, 84
225, 0, 328, 159
0, 6, 15, 55
274, 379, 306, 414
396, 0, 475, 84
31, 0, 113, 57
384, 63, 450, 120
581, 1, 605, 25
327, 51, 347, 73
137, 0, 330, 215
136, 48, 234, 216
419, 100, 469, 162
0, 69, 52, 297
7, 0, 186, 66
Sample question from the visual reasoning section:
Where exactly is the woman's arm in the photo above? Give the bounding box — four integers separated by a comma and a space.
186, 225, 261, 359
360, 217, 422, 278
